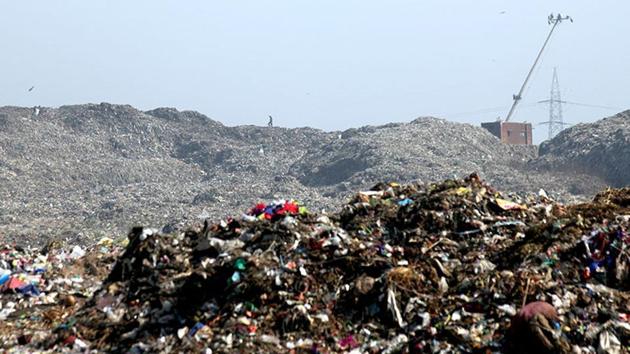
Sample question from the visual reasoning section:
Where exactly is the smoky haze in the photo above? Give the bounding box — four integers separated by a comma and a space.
1, 0, 628, 144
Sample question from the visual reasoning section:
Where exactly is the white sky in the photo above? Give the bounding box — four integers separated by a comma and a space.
1, 1, 628, 143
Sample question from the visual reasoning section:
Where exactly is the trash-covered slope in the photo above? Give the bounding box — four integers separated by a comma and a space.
0, 104, 337, 245
535, 110, 630, 188
0, 104, 608, 245
1, 175, 627, 353
290, 117, 600, 197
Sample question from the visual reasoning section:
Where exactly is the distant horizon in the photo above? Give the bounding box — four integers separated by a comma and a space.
3, 101, 626, 140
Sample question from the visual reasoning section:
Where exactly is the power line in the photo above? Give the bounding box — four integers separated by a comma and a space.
561, 101, 623, 110
443, 98, 620, 121
537, 100, 623, 111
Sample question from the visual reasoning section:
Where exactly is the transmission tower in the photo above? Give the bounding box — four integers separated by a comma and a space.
539, 68, 569, 139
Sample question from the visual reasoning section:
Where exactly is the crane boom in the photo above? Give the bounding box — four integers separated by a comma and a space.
504, 13, 572, 122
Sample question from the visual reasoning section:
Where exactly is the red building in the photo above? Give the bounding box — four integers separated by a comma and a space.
481, 121, 533, 145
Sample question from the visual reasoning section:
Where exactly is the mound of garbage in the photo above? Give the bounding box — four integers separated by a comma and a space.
536, 110, 630, 188
291, 118, 538, 189
1, 175, 628, 353
0, 104, 609, 246
289, 117, 607, 200
0, 104, 338, 245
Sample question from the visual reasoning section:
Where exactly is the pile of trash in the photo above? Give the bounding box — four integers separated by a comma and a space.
244, 200, 308, 221
2, 103, 607, 246
536, 109, 630, 188
0, 238, 123, 351
1, 174, 629, 353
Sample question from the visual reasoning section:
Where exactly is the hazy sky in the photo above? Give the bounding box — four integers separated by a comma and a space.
1, 1, 628, 143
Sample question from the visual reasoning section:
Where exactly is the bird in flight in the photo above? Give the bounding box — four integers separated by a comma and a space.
499, 11, 506, 14
28, 86, 35, 92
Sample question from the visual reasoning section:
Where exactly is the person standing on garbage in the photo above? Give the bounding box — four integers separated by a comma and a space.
268, 115, 273, 127
506, 301, 570, 354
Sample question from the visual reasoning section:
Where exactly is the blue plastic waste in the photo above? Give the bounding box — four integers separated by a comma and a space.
0, 273, 10, 286
398, 198, 413, 206
17, 284, 41, 296
188, 322, 205, 337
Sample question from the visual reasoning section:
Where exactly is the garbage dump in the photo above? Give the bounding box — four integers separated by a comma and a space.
1, 174, 628, 353
536, 110, 630, 188
1, 103, 609, 245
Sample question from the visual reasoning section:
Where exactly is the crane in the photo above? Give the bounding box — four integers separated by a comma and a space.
504, 13, 572, 122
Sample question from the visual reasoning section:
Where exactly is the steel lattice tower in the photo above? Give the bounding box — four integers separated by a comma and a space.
539, 68, 566, 139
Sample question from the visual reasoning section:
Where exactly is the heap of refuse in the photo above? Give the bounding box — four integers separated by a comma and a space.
536, 110, 630, 188
0, 238, 123, 351
2, 103, 608, 246
1, 174, 629, 353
